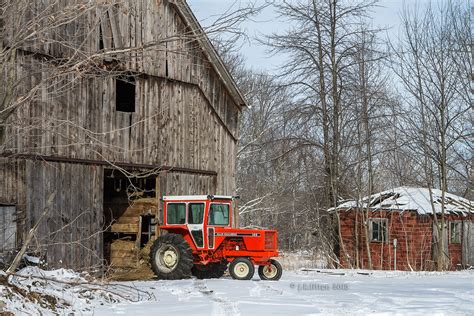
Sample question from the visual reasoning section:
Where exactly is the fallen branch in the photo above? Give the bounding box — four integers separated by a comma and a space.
8, 272, 154, 302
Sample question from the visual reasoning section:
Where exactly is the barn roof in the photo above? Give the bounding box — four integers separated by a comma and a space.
330, 187, 473, 215
171, 0, 247, 108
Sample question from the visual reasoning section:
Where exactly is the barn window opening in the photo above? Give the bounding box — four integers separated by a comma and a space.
116, 76, 136, 112
449, 222, 461, 244
369, 218, 388, 243
99, 24, 105, 50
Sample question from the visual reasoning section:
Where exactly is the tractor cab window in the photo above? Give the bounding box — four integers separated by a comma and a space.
208, 204, 230, 226
167, 203, 186, 224
188, 203, 205, 224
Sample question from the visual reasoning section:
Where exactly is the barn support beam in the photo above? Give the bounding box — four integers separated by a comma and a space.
0, 153, 218, 176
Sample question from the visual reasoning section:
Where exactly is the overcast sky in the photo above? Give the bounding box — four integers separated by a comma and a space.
187, 0, 438, 73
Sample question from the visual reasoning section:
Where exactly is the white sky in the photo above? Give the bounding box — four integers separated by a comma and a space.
188, 0, 441, 73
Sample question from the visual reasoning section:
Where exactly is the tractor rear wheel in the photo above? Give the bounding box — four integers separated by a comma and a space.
150, 233, 193, 280
191, 262, 228, 279
229, 257, 254, 280
258, 259, 282, 281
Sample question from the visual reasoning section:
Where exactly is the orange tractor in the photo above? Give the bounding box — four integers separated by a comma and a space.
149, 195, 282, 281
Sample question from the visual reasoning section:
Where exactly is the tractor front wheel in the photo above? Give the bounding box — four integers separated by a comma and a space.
258, 259, 282, 281
192, 262, 228, 279
150, 233, 193, 280
229, 257, 254, 280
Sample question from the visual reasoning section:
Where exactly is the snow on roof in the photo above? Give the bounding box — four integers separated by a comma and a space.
330, 187, 473, 215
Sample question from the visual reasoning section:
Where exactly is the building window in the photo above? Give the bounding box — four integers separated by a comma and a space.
116, 76, 135, 112
369, 218, 388, 243
449, 221, 461, 244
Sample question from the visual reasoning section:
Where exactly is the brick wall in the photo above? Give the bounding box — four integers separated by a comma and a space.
337, 209, 473, 271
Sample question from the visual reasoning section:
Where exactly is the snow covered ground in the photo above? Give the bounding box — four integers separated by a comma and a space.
1, 268, 473, 315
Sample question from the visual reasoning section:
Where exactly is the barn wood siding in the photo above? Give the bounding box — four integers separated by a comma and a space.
0, 205, 17, 261
4, 68, 237, 194
4, 0, 241, 130
3, 0, 240, 195
25, 160, 104, 270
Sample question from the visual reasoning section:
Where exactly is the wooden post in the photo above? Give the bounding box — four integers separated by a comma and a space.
155, 174, 161, 239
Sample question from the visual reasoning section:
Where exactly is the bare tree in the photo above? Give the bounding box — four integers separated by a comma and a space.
260, 0, 392, 265
264, 0, 379, 208
390, 1, 472, 270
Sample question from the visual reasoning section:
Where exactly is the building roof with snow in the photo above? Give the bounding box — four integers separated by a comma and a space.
330, 187, 473, 215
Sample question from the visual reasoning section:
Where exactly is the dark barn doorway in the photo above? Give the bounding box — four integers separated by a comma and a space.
103, 169, 158, 270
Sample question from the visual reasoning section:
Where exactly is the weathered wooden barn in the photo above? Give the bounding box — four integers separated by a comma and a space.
332, 187, 474, 271
0, 0, 246, 271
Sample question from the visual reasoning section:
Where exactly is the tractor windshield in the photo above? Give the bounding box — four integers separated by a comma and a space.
208, 204, 230, 225
188, 203, 205, 224
167, 203, 186, 224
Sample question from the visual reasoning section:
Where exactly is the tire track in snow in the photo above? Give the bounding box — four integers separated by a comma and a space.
253, 280, 284, 296
193, 279, 240, 316
254, 280, 322, 311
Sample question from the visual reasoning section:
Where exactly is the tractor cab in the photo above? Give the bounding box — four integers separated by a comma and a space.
150, 195, 282, 281
160, 195, 234, 250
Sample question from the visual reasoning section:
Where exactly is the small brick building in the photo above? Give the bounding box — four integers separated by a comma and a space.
332, 187, 474, 271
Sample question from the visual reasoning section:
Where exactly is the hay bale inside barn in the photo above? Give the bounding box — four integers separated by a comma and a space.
0, 0, 246, 272
332, 187, 474, 271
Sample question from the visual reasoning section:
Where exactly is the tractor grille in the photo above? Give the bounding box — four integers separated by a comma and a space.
264, 232, 276, 249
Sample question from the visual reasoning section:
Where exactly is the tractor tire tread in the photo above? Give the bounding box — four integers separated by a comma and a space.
257, 259, 283, 281
229, 257, 255, 280
150, 233, 193, 280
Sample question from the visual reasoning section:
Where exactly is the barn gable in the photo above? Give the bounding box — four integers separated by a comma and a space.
170, 0, 247, 108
